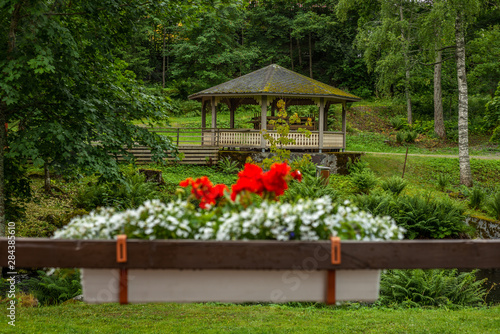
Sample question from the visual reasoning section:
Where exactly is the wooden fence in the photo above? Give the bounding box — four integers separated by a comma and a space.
2, 238, 499, 270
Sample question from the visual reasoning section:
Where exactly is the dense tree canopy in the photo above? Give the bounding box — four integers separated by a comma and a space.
1, 0, 499, 232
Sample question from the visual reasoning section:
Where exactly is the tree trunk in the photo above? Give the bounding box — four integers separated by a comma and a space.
400, 5, 412, 124
290, 31, 294, 71
0, 109, 6, 236
434, 49, 446, 139
44, 162, 51, 193
455, 12, 473, 187
309, 32, 313, 78
162, 27, 166, 88
0, 2, 22, 236
297, 39, 302, 66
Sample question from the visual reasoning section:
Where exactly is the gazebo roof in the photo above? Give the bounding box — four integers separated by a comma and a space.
188, 64, 361, 102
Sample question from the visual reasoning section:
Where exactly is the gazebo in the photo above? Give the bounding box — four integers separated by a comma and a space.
188, 64, 360, 153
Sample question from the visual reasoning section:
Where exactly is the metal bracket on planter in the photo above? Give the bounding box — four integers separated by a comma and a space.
116, 234, 128, 305
327, 236, 341, 304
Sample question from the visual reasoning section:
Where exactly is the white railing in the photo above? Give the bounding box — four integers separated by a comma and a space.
149, 128, 344, 150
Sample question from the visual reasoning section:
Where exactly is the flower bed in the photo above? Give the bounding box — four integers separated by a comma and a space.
53, 163, 405, 304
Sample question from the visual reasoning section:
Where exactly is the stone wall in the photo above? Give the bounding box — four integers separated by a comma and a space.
219, 151, 363, 175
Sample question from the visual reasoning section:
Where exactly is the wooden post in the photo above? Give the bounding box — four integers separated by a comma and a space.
201, 100, 207, 147
318, 98, 324, 153
261, 95, 267, 152
342, 102, 347, 152
229, 102, 235, 129
211, 97, 217, 146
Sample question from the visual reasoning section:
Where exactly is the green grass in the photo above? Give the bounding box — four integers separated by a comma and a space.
1, 303, 499, 333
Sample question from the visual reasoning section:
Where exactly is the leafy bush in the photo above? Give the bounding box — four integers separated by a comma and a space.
19, 269, 82, 306
436, 173, 451, 191
394, 195, 468, 239
351, 170, 378, 194
167, 99, 201, 117
218, 157, 240, 174
381, 176, 407, 196
468, 187, 486, 210
486, 192, 500, 220
346, 157, 369, 174
396, 130, 418, 144
390, 116, 407, 130
378, 269, 487, 308
281, 175, 338, 203
355, 193, 469, 239
74, 172, 159, 211
290, 155, 316, 178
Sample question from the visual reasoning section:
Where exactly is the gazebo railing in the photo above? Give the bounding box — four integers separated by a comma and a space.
148, 127, 345, 150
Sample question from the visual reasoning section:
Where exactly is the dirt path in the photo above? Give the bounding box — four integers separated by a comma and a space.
363, 151, 500, 160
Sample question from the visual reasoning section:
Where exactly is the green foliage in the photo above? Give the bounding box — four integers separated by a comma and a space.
394, 195, 468, 239
5, 157, 31, 222
380, 176, 407, 196
281, 175, 338, 203
436, 173, 452, 191
390, 116, 408, 130
486, 192, 500, 220
468, 187, 486, 210
19, 269, 82, 306
396, 131, 418, 144
489, 125, 500, 144
218, 157, 240, 174
350, 170, 378, 194
167, 99, 202, 117
346, 157, 369, 174
290, 154, 316, 178
378, 269, 487, 308
74, 173, 159, 211
355, 193, 469, 239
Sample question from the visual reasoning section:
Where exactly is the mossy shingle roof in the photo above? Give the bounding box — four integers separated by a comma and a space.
188, 64, 361, 102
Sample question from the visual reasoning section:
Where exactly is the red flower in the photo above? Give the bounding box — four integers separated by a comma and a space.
180, 176, 228, 209
231, 163, 264, 200
179, 177, 194, 187
291, 170, 302, 182
261, 162, 291, 197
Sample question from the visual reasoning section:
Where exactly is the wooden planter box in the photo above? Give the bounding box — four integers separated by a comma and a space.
81, 268, 381, 304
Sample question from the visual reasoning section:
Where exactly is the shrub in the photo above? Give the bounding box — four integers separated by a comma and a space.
355, 193, 469, 239
378, 269, 487, 308
381, 176, 407, 196
436, 173, 451, 191
281, 175, 338, 203
346, 157, 369, 174
486, 192, 500, 220
351, 170, 378, 194
468, 187, 486, 210
390, 116, 407, 130
218, 157, 240, 174
19, 269, 82, 306
394, 195, 468, 239
290, 155, 316, 178
74, 173, 158, 211
404, 130, 418, 143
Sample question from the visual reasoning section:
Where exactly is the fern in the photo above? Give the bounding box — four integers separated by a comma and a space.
381, 176, 407, 196
378, 269, 487, 308
281, 175, 338, 203
486, 192, 500, 220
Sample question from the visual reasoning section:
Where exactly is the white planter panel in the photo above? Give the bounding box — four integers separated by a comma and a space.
81, 269, 380, 304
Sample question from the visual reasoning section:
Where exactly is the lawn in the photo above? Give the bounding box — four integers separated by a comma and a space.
1, 303, 499, 333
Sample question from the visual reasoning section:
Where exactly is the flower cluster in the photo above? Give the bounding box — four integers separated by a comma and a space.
53, 197, 405, 242
180, 163, 302, 206
179, 176, 227, 209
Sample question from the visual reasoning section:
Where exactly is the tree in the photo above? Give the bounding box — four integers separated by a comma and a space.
338, 0, 422, 123
0, 0, 199, 235
448, 0, 481, 187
